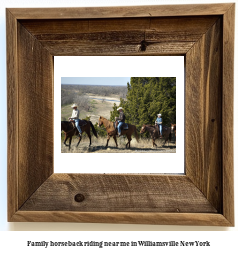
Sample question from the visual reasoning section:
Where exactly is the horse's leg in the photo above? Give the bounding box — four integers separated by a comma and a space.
89, 134, 91, 146
76, 136, 81, 147
125, 133, 128, 148
126, 134, 131, 148
164, 134, 168, 146
128, 132, 132, 148
69, 136, 72, 150
86, 128, 91, 147
151, 135, 156, 148
166, 132, 170, 146
106, 135, 111, 147
128, 136, 132, 148
150, 133, 155, 148
154, 140, 157, 147
64, 135, 69, 146
153, 138, 157, 148
63, 133, 67, 145
113, 135, 118, 147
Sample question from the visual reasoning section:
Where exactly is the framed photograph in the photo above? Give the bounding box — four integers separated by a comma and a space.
55, 56, 184, 174
7, 3, 234, 225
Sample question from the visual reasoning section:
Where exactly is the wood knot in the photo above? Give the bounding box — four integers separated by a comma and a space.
139, 40, 147, 52
211, 119, 215, 122
74, 193, 85, 202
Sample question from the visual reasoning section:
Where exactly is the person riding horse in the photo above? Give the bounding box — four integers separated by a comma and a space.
115, 107, 125, 137
155, 113, 163, 138
68, 103, 82, 137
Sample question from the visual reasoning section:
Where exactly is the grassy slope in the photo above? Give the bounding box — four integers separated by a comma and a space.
61, 94, 120, 125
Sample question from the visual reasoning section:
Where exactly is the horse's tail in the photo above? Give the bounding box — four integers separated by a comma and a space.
169, 130, 171, 142
134, 126, 139, 142
61, 121, 66, 131
61, 121, 71, 133
89, 121, 98, 138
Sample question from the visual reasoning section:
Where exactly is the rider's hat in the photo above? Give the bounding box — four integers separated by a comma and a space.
117, 107, 123, 111
157, 113, 162, 116
71, 103, 78, 108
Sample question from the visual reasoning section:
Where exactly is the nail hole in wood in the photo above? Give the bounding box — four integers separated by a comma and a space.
74, 193, 85, 202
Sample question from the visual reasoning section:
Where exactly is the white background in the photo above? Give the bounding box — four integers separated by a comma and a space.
55, 56, 184, 174
0, 0, 237, 253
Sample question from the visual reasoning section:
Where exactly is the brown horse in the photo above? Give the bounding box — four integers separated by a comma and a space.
171, 123, 176, 145
61, 120, 97, 150
98, 116, 139, 148
140, 124, 171, 147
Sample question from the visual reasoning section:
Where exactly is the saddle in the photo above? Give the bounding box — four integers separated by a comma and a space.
70, 119, 87, 128
114, 121, 129, 130
155, 124, 168, 135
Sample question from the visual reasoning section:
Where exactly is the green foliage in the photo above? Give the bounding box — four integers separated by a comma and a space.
93, 122, 108, 137
110, 77, 176, 134
83, 116, 91, 121
82, 115, 107, 137
109, 102, 124, 122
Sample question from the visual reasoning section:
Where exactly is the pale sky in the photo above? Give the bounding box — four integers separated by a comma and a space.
61, 77, 130, 86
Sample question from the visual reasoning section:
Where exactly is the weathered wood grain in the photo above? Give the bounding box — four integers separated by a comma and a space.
18, 23, 54, 208
11, 211, 232, 226
34, 31, 201, 44
38, 41, 193, 56
186, 18, 222, 212
20, 16, 218, 34
6, 9, 18, 221
20, 174, 217, 213
6, 4, 234, 225
8, 4, 233, 19
222, 4, 235, 226
20, 17, 218, 56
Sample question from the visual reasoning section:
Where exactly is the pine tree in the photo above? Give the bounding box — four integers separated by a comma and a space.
110, 77, 176, 132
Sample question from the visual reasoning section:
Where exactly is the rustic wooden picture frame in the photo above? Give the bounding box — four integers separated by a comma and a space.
7, 4, 234, 226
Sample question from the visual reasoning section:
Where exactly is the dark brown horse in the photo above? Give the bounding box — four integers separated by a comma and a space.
61, 120, 97, 150
140, 124, 171, 147
98, 116, 139, 148
171, 123, 176, 145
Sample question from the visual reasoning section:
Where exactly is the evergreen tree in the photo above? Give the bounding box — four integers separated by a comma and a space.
110, 77, 176, 132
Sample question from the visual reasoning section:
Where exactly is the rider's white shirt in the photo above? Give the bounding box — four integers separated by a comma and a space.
71, 109, 79, 119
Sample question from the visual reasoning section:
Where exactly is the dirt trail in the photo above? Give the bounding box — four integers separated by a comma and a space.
61, 137, 176, 153
88, 95, 120, 103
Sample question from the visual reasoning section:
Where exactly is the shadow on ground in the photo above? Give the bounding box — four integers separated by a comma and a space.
62, 143, 176, 153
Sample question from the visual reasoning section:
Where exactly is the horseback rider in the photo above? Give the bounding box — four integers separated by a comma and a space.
115, 107, 125, 137
68, 103, 82, 137
155, 113, 163, 138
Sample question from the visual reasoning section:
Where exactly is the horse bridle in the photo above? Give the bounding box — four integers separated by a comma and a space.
99, 120, 109, 129
140, 126, 146, 134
